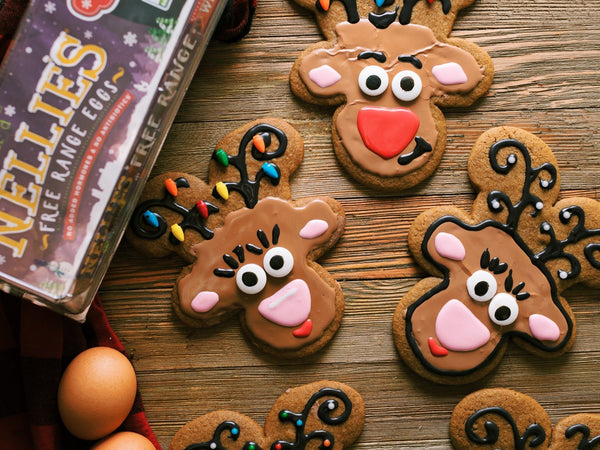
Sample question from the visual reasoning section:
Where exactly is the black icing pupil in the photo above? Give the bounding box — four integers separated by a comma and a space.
270, 255, 284, 271
495, 306, 512, 322
474, 281, 489, 297
400, 76, 414, 91
366, 75, 382, 91
242, 272, 258, 287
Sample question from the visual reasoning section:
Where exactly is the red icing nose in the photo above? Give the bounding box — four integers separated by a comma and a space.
357, 107, 420, 159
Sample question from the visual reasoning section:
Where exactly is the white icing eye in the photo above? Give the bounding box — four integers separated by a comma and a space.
391, 70, 422, 102
488, 293, 519, 326
263, 247, 294, 278
358, 65, 388, 96
466, 270, 497, 302
236, 263, 267, 295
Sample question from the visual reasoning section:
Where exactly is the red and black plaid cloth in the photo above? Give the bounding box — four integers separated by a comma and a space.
0, 293, 160, 450
0, 0, 256, 448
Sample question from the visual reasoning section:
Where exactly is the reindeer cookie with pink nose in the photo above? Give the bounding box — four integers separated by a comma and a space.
393, 126, 600, 384
126, 119, 346, 358
290, 0, 494, 190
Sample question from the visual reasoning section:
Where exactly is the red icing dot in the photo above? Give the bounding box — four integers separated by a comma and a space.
324, 439, 331, 447
196, 200, 209, 219
275, 444, 282, 450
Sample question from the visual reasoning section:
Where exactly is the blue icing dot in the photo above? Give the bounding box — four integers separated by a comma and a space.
232, 427, 239, 435
262, 162, 279, 180
143, 210, 159, 228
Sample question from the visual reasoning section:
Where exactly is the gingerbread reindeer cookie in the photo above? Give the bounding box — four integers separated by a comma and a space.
450, 388, 600, 449
393, 126, 600, 384
290, 0, 494, 190
169, 381, 365, 450
126, 119, 346, 358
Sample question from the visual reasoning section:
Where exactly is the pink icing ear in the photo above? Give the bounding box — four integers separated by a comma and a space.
432, 62, 468, 85
299, 219, 329, 239
529, 314, 560, 342
308, 65, 342, 88
191, 291, 219, 312
434, 232, 466, 261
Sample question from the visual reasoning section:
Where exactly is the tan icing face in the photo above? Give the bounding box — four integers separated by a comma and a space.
298, 20, 484, 177
405, 219, 573, 375
177, 198, 341, 351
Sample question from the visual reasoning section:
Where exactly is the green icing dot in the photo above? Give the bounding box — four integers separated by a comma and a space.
248, 445, 256, 450
214, 148, 229, 167
280, 412, 288, 419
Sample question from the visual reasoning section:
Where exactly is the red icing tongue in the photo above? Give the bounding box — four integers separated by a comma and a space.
357, 107, 420, 159
428, 337, 448, 357
293, 319, 313, 338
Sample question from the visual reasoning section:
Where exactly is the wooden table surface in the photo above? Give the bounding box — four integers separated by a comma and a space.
99, 0, 600, 447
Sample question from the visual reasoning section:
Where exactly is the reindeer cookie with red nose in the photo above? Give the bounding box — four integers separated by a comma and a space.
393, 126, 600, 384
290, 0, 493, 190
126, 119, 346, 358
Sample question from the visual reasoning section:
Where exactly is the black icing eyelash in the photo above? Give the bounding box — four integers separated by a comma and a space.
480, 249, 530, 300
213, 225, 281, 277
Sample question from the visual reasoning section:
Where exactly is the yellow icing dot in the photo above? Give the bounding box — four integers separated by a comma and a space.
215, 182, 229, 200
171, 224, 185, 242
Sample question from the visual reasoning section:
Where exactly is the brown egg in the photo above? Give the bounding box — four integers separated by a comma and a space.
58, 346, 137, 440
91, 431, 155, 449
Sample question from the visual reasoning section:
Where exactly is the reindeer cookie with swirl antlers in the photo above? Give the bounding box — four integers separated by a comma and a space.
126, 119, 346, 358
168, 381, 365, 450
290, 0, 493, 190
393, 126, 600, 384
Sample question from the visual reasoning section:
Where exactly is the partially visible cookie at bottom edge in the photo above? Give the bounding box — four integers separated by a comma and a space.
449, 388, 551, 449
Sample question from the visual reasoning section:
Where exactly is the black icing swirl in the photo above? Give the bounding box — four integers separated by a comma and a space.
269, 387, 353, 449
465, 406, 547, 449
130, 177, 218, 243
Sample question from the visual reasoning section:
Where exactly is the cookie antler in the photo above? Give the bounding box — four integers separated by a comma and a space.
476, 134, 600, 286
184, 421, 262, 450
486, 138, 558, 229
211, 123, 288, 208
130, 177, 219, 244
536, 205, 600, 282
270, 387, 353, 449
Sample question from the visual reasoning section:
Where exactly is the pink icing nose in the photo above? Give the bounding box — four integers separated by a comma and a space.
257, 279, 311, 327
435, 299, 490, 352
357, 107, 420, 159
